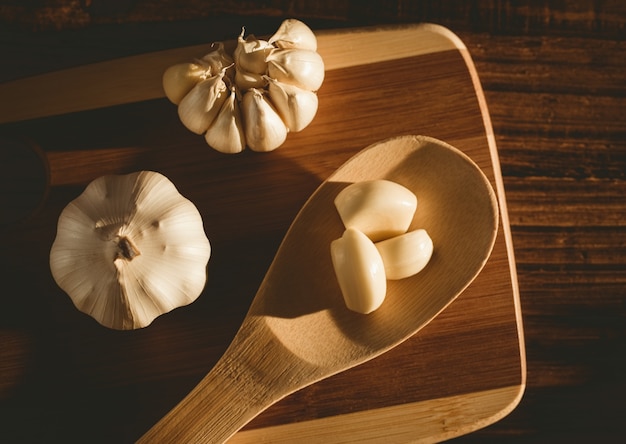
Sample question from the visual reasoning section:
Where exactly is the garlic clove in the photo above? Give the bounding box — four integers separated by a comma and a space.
162, 62, 208, 105
331, 228, 387, 314
177, 71, 229, 134
162, 43, 234, 106
268, 18, 318, 51
49, 171, 211, 330
242, 88, 288, 152
199, 42, 234, 75
235, 68, 268, 91
205, 88, 246, 154
234, 30, 273, 75
266, 77, 318, 132
266, 48, 325, 92
375, 229, 434, 280
334, 180, 418, 242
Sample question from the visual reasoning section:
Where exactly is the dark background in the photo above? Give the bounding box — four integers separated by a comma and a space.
1, 1, 625, 442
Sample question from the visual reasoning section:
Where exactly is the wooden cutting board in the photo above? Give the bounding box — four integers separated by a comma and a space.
0, 24, 525, 443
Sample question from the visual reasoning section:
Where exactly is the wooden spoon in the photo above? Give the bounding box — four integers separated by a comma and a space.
138, 135, 499, 443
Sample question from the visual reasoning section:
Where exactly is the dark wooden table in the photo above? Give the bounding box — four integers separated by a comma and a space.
1, 1, 624, 442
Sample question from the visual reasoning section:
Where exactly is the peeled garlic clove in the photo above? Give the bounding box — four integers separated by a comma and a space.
331, 228, 387, 314
235, 68, 268, 91
268, 18, 318, 51
177, 71, 229, 134
49, 171, 211, 330
375, 229, 434, 280
266, 77, 318, 132
162, 62, 207, 105
242, 88, 288, 152
266, 48, 325, 92
334, 180, 418, 242
205, 88, 246, 154
234, 30, 273, 75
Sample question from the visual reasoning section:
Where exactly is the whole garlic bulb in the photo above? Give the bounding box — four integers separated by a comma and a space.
162, 18, 324, 154
49, 171, 211, 330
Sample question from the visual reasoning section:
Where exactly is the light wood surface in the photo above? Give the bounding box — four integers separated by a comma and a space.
232, 385, 524, 444
0, 24, 460, 124
0, 24, 525, 443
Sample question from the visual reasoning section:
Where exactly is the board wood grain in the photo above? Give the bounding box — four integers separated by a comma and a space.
0, 24, 524, 443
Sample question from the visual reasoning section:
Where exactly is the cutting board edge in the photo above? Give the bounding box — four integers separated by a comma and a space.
0, 22, 465, 124
454, 36, 528, 391
230, 384, 526, 443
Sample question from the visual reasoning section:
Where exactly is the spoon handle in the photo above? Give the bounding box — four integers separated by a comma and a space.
137, 317, 311, 443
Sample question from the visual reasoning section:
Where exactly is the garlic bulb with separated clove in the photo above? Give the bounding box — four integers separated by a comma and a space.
49, 171, 211, 330
161, 18, 324, 153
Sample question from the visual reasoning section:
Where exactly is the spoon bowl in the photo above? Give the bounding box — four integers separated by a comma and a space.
138, 135, 499, 443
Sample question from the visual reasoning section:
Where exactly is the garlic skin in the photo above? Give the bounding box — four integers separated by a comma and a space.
199, 42, 234, 75
331, 228, 387, 314
242, 88, 288, 152
177, 71, 229, 134
205, 88, 246, 154
334, 180, 418, 242
162, 43, 233, 105
268, 18, 318, 51
266, 48, 325, 92
266, 77, 318, 132
235, 68, 268, 91
49, 171, 211, 330
164, 18, 323, 153
234, 32, 273, 75
375, 229, 434, 280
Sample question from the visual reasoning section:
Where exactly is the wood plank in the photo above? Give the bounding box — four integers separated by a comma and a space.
0, 24, 523, 443
494, 135, 626, 180
504, 176, 626, 227
3, 1, 626, 38
2, 8, 624, 441
449, 30, 626, 443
